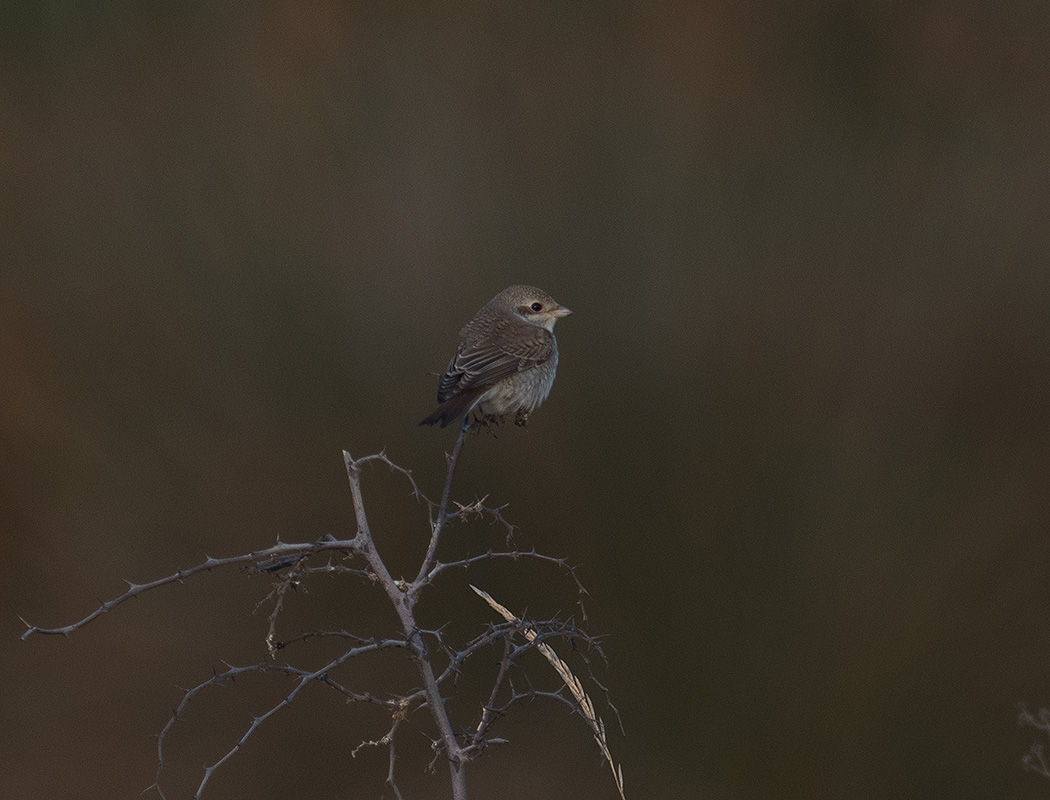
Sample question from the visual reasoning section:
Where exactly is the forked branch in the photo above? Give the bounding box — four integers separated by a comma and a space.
20, 439, 623, 800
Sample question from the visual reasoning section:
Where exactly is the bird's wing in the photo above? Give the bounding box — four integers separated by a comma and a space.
437, 319, 554, 401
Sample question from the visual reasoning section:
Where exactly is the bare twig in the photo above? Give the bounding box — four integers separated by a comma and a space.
352, 699, 410, 800
423, 549, 588, 609
414, 426, 468, 589
348, 449, 433, 506
444, 496, 517, 544
192, 638, 410, 799
150, 638, 410, 798
20, 538, 364, 640
472, 636, 514, 747
259, 564, 302, 659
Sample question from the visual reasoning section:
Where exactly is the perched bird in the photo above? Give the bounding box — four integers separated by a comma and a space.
420, 285, 572, 429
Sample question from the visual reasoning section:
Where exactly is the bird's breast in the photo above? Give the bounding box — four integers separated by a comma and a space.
477, 347, 559, 416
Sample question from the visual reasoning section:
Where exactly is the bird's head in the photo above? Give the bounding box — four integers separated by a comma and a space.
496, 285, 573, 332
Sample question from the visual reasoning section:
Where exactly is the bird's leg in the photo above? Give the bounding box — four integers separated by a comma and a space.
514, 410, 529, 427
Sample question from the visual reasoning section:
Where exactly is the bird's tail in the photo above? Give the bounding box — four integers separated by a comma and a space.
419, 388, 486, 428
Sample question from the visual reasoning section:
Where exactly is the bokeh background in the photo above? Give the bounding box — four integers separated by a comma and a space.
5, 2, 1050, 798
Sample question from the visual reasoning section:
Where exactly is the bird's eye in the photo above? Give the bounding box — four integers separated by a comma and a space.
530, 302, 543, 312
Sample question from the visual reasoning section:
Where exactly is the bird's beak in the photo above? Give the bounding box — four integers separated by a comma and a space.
553, 305, 573, 318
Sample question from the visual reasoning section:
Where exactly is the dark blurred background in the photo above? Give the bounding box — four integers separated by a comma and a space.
5, 1, 1050, 798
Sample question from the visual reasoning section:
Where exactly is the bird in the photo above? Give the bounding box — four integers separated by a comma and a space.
420, 285, 572, 429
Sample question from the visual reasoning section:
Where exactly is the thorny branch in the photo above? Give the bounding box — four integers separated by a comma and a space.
414, 426, 468, 589
352, 703, 410, 800
20, 440, 623, 800
19, 537, 365, 640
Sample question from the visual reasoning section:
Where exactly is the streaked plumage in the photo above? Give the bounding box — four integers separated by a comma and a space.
420, 285, 572, 429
